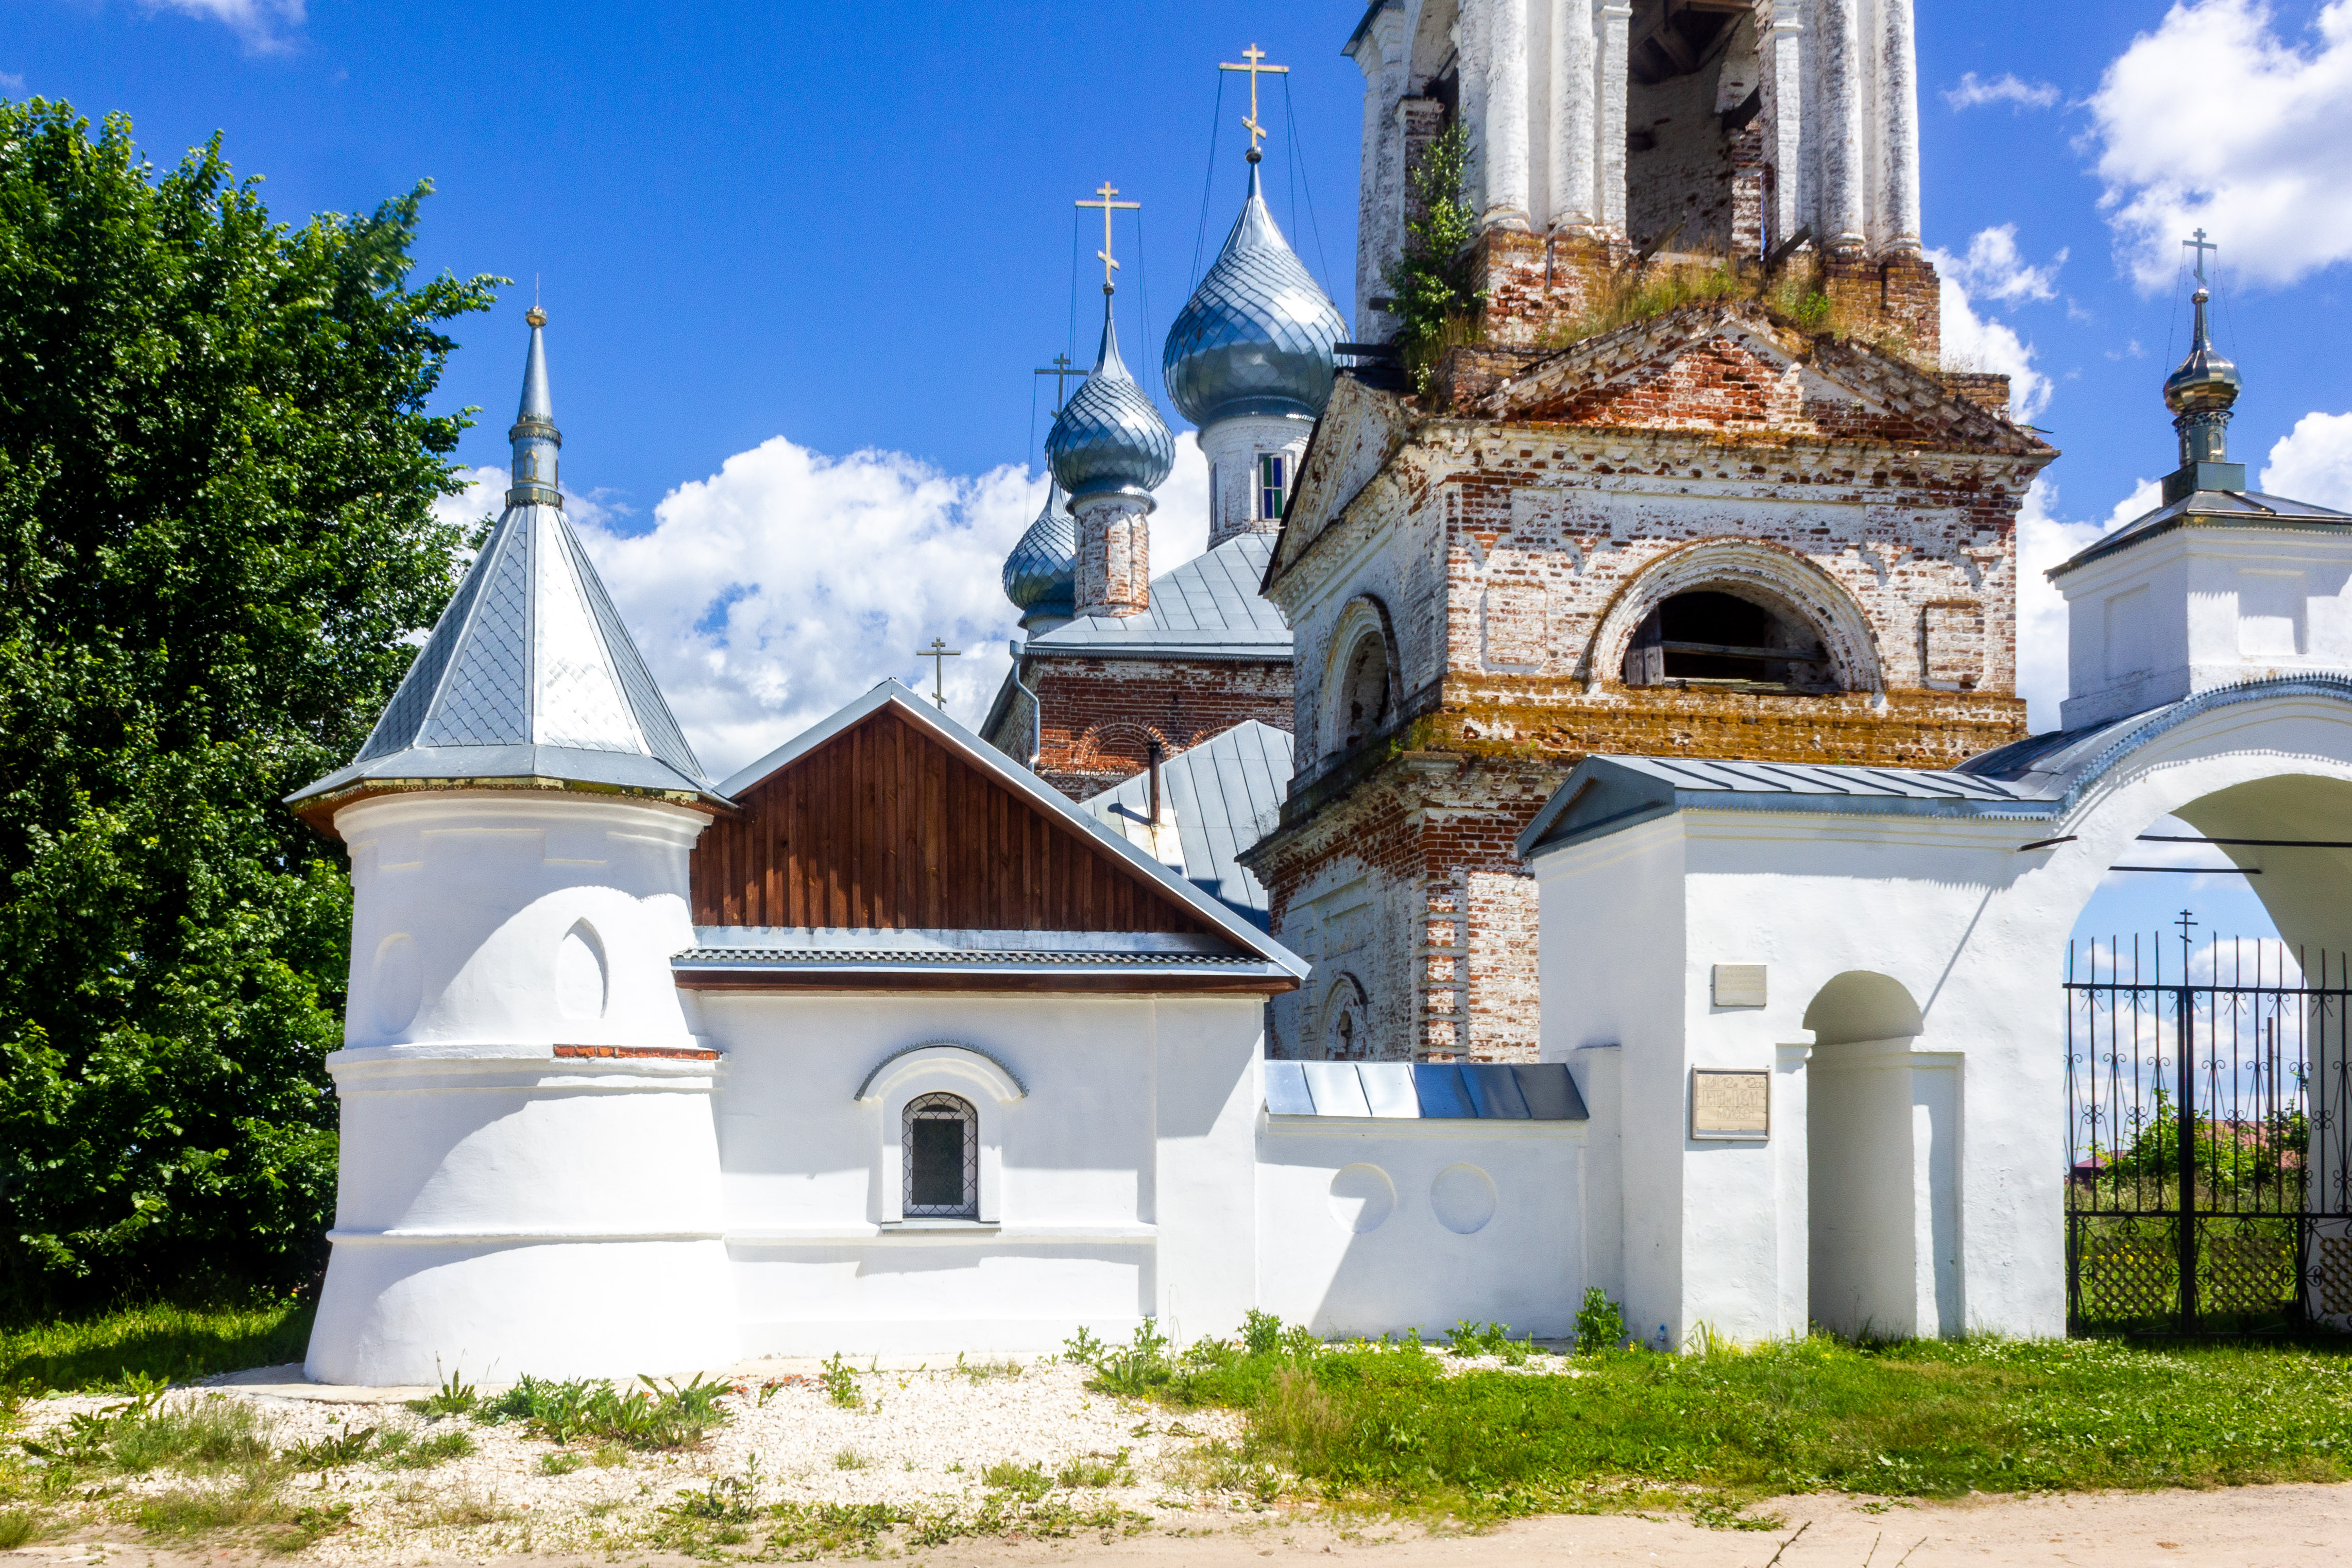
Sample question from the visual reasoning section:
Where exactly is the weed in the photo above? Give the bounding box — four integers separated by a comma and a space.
280, 1424, 378, 1470
383, 1427, 474, 1469
980, 1458, 1051, 1501
106, 1392, 278, 1474
955, 1352, 1022, 1383
0, 1508, 44, 1549
538, 1449, 582, 1476
1693, 1495, 1785, 1531
1054, 1448, 1134, 1489
404, 1363, 477, 1418
764, 1500, 902, 1554
1061, 1326, 1105, 1366
1241, 1308, 1282, 1357
819, 1352, 862, 1410
410, 1487, 516, 1530
1443, 1320, 1532, 1365
591, 1441, 627, 1468
471, 1372, 729, 1448
832, 1448, 869, 1471
752, 1376, 789, 1407
1574, 1288, 1629, 1355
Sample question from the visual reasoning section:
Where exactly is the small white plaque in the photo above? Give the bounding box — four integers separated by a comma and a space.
1712, 963, 1768, 1008
1691, 1069, 1771, 1141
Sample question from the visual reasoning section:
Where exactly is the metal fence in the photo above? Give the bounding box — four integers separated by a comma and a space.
2064, 930, 2352, 1332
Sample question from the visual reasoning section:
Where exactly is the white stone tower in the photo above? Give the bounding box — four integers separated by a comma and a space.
289, 310, 737, 1385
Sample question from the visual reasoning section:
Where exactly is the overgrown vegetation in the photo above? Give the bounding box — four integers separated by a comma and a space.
0, 1296, 312, 1392
1534, 250, 1863, 361
1382, 123, 1486, 394
1063, 1309, 2352, 1522
0, 98, 499, 1316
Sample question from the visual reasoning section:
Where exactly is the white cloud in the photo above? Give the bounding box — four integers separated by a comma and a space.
1930, 251, 2053, 422
2016, 477, 2161, 731
0, 72, 25, 95
139, 0, 304, 50
1938, 225, 2066, 305
1944, 72, 2062, 111
2088, 0, 2352, 288
2260, 410, 2352, 507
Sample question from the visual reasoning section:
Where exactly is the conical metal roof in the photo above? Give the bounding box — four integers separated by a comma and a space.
1047, 299, 1174, 503
289, 312, 717, 820
1001, 479, 1077, 628
1163, 162, 1345, 428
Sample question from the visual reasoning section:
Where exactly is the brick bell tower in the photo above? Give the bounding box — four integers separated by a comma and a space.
1242, 2, 2049, 1064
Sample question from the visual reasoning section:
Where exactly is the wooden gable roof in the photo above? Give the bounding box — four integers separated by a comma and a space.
692, 693, 1221, 936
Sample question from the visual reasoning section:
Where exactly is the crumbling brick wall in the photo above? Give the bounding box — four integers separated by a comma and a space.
1024, 655, 1293, 801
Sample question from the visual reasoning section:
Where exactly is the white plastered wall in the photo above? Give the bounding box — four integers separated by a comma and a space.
699, 992, 1264, 1355
1532, 688, 2352, 1346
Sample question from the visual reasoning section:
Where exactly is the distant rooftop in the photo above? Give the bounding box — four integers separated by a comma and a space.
1027, 533, 1290, 657
1082, 720, 1294, 930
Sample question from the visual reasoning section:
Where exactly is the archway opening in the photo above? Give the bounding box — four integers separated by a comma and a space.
1625, 588, 1835, 692
1337, 630, 1393, 752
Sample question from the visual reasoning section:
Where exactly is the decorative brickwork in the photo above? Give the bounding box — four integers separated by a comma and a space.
1249, 303, 2056, 1063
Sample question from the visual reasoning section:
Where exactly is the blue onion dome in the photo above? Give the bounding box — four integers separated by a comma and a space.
1163, 162, 1346, 428
1047, 301, 1175, 503
1002, 479, 1077, 625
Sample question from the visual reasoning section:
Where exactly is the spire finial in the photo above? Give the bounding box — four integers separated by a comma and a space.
508, 306, 562, 508
2160, 232, 2243, 496
1221, 44, 1289, 163
1077, 181, 1140, 296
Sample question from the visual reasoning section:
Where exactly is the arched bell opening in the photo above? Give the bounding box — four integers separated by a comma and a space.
1624, 587, 1839, 694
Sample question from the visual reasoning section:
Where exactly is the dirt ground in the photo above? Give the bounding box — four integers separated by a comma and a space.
7, 1482, 2349, 1568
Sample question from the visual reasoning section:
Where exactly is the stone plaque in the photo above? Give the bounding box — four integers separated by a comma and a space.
1691, 1069, 1771, 1141
1712, 963, 1768, 1008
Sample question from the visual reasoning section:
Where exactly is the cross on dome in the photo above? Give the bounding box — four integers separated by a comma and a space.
1221, 43, 1289, 162
1076, 181, 1139, 295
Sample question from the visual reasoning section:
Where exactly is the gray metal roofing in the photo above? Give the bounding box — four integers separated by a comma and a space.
1081, 721, 1295, 930
1027, 533, 1291, 654
1519, 675, 2352, 860
291, 500, 712, 805
676, 926, 1289, 979
1265, 1060, 1589, 1120
2052, 485, 2352, 575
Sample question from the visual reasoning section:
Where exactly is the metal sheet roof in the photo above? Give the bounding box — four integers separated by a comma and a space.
1027, 533, 1291, 655
1082, 721, 1294, 930
1265, 1060, 1589, 1121
2051, 485, 2351, 576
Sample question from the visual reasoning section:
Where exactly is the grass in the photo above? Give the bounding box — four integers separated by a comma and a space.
0, 1297, 313, 1392
1068, 1314, 2352, 1520
467, 1372, 730, 1450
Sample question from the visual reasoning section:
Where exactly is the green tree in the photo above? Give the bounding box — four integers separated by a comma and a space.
0, 98, 497, 1315
1380, 123, 1485, 390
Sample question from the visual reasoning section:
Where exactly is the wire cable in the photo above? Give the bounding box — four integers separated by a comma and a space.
1190, 76, 1228, 292
1136, 208, 1157, 404
1282, 77, 1337, 298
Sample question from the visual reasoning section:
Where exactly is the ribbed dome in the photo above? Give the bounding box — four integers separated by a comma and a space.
1002, 480, 1076, 625
1164, 163, 1346, 428
1047, 301, 1175, 502
2164, 289, 2241, 416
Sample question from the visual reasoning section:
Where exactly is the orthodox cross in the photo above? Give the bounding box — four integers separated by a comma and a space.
2184, 229, 2218, 285
1221, 44, 1290, 156
1033, 352, 1085, 412
915, 638, 961, 710
2174, 908, 2202, 975
1077, 181, 1139, 294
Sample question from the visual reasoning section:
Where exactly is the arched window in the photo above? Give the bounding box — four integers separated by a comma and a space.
902, 1093, 978, 1218
1623, 589, 1835, 693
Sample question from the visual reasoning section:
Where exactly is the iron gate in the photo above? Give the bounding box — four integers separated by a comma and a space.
2065, 929, 2352, 1333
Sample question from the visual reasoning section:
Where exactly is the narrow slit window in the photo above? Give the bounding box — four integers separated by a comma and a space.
1258, 453, 1287, 522
903, 1092, 978, 1218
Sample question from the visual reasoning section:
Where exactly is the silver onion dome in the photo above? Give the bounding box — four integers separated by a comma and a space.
1163, 162, 1346, 428
1001, 479, 1077, 627
1047, 300, 1174, 502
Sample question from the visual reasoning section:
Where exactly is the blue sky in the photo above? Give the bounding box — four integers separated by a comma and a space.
11, 0, 2350, 948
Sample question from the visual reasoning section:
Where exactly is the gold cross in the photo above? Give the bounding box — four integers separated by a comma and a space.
1221, 43, 1290, 156
1033, 353, 1085, 412
1076, 181, 1140, 294
915, 637, 962, 710
2184, 228, 2219, 285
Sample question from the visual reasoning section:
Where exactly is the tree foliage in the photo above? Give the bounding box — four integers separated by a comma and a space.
1379, 123, 1485, 391
0, 98, 497, 1314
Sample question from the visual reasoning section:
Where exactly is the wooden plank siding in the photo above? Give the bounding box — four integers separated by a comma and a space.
690, 707, 1218, 934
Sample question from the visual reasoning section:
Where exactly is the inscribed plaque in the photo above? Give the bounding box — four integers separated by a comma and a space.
1691, 1069, 1771, 1140
1712, 964, 1768, 1007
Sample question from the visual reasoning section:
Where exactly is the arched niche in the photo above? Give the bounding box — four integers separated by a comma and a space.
1322, 596, 1401, 759
1804, 970, 1926, 1048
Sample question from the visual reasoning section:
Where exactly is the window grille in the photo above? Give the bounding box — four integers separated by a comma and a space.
902, 1092, 978, 1218
1257, 453, 1287, 521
